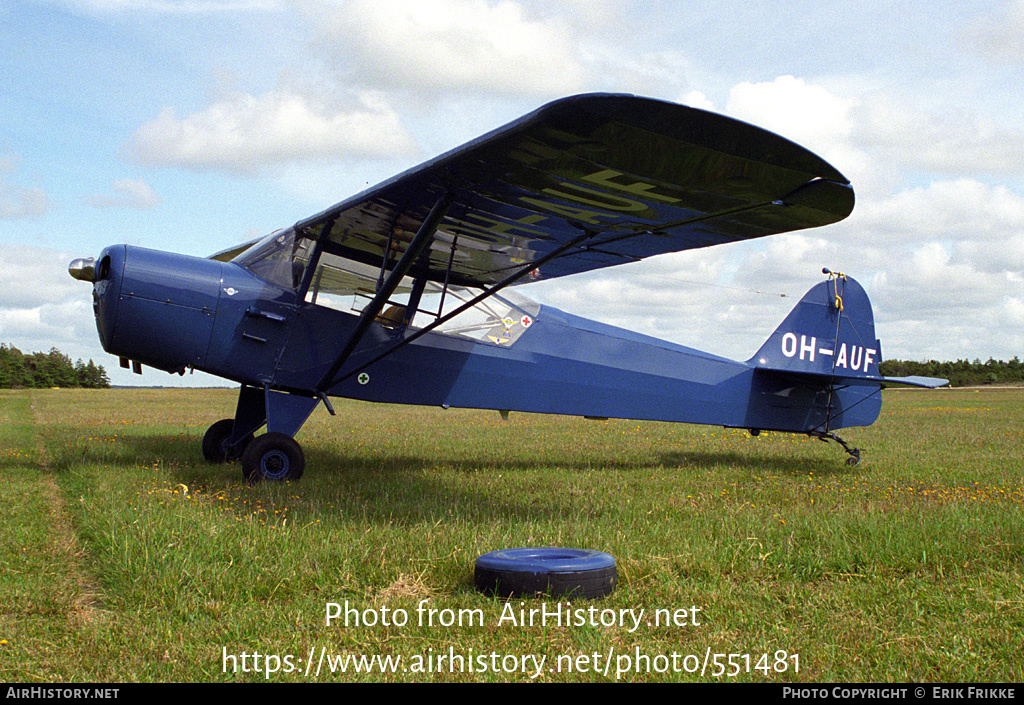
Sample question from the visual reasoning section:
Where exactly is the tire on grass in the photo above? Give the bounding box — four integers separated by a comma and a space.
201, 418, 253, 463
474, 547, 616, 599
241, 432, 304, 483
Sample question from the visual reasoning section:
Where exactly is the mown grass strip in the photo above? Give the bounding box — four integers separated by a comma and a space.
0, 392, 113, 681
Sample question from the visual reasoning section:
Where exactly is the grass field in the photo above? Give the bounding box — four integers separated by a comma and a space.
1, 386, 1021, 682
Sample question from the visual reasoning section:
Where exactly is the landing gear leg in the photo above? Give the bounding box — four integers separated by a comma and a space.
812, 431, 862, 466
229, 386, 321, 482
201, 385, 266, 464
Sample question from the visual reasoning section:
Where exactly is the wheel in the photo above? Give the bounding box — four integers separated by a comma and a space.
201, 419, 253, 463
202, 419, 253, 463
241, 432, 304, 483
474, 547, 617, 599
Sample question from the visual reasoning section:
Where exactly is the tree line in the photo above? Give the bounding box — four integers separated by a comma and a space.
0, 344, 110, 389
879, 357, 1023, 387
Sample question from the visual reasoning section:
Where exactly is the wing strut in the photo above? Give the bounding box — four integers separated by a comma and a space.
315, 191, 455, 392
319, 227, 600, 392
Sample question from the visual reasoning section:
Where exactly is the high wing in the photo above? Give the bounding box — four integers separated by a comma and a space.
211, 238, 261, 263
281, 93, 854, 290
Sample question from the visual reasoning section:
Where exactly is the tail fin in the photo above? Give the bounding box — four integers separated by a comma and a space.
750, 271, 881, 383
749, 271, 946, 389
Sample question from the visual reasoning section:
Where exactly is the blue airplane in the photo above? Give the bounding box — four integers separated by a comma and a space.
68, 94, 945, 482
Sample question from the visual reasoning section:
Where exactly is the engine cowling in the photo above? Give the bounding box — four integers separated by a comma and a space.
88, 245, 223, 374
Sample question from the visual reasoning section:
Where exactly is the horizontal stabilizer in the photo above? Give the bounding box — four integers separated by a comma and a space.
877, 374, 948, 388
757, 368, 948, 389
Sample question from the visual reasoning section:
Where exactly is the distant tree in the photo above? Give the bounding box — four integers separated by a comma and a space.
881, 357, 1024, 387
0, 343, 110, 389
0, 344, 29, 388
80, 359, 110, 388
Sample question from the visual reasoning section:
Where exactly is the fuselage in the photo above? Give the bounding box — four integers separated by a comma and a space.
88, 244, 880, 435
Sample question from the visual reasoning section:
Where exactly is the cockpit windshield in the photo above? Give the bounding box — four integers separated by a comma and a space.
233, 228, 315, 290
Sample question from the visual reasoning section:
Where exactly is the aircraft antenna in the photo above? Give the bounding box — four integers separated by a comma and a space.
637, 272, 792, 299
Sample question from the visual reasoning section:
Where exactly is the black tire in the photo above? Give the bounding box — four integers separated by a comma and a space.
241, 432, 304, 483
474, 547, 617, 599
201, 419, 253, 463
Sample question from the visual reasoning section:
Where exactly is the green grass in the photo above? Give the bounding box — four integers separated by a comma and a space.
1, 387, 1022, 682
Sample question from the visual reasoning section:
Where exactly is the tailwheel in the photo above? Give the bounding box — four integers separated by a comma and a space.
813, 431, 861, 466
202, 418, 253, 463
241, 432, 304, 483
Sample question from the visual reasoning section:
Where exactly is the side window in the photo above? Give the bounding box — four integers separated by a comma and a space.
304, 252, 414, 314
300, 250, 539, 347
411, 287, 538, 346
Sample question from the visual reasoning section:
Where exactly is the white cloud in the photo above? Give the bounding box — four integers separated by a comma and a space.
959, 234, 1024, 274
0, 301, 91, 349
854, 179, 1024, 248
308, 0, 586, 96
0, 244, 86, 309
85, 178, 162, 210
0, 156, 50, 220
1005, 295, 1024, 326
723, 75, 871, 189
837, 178, 1024, 360
128, 89, 418, 174
734, 233, 835, 288
727, 75, 856, 148
0, 244, 98, 363
854, 94, 1024, 176
679, 90, 715, 112
870, 255, 1017, 343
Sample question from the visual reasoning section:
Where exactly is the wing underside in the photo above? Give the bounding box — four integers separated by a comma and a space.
284, 93, 854, 289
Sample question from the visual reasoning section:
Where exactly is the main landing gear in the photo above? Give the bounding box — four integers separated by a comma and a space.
202, 419, 306, 482
201, 385, 320, 482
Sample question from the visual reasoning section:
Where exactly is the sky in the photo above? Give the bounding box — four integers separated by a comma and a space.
1, 0, 1023, 387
